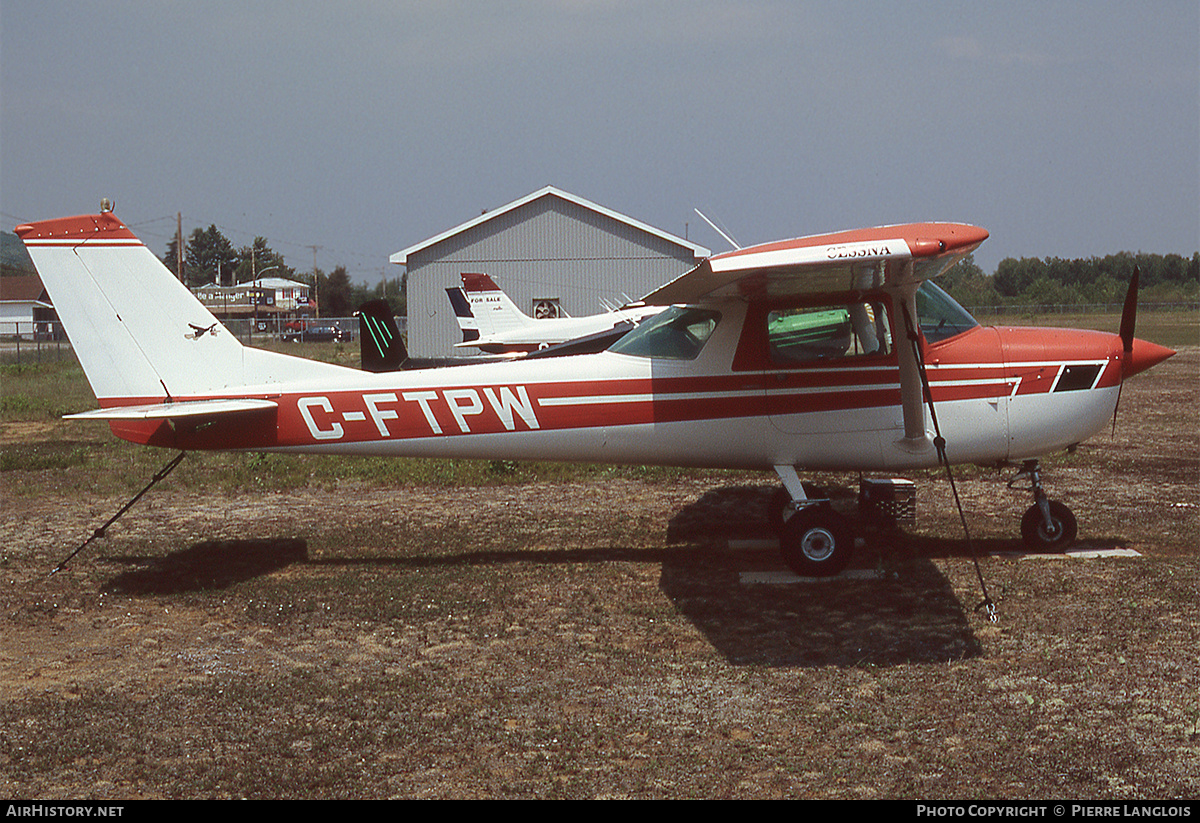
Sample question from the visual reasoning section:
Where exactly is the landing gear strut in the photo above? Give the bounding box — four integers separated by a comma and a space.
1009, 459, 1078, 552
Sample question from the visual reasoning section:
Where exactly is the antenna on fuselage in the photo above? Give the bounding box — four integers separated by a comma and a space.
694, 208, 742, 250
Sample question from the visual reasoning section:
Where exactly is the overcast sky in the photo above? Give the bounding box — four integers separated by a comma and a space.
2, 1, 1196, 285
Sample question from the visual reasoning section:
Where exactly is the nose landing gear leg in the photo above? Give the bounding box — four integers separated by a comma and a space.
1009, 459, 1078, 552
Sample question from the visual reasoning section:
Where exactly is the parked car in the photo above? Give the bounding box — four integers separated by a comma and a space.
281, 325, 342, 343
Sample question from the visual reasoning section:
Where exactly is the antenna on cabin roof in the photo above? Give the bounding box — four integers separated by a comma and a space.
694, 208, 741, 250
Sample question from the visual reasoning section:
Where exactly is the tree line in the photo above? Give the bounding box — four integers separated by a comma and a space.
162, 224, 405, 317
940, 251, 1199, 309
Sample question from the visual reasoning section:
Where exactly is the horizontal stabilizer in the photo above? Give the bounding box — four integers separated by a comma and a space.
66, 398, 278, 420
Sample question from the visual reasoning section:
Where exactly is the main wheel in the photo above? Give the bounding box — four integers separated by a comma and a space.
779, 505, 854, 577
1020, 500, 1077, 552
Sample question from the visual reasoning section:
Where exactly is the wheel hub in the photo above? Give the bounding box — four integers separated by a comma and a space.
1038, 518, 1062, 539
801, 527, 836, 562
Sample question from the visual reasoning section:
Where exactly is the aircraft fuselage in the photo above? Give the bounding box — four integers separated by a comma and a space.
101, 296, 1152, 476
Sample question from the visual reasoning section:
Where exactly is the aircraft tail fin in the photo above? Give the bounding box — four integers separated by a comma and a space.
460, 272, 534, 337
445, 287, 480, 344
356, 299, 408, 372
16, 209, 351, 406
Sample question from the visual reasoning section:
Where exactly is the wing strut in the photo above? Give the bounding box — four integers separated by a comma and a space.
901, 304, 998, 622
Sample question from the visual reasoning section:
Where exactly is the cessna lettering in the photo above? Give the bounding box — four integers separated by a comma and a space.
826, 242, 894, 259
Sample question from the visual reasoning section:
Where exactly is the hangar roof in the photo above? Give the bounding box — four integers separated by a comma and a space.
389, 185, 709, 266
0, 275, 50, 304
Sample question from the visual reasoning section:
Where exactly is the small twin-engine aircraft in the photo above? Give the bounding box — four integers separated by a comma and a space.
16, 207, 1174, 578
449, 271, 662, 353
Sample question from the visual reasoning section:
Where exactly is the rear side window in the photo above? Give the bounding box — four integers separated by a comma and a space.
767, 301, 891, 364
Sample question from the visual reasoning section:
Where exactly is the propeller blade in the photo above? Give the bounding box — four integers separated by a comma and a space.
1111, 381, 1124, 437
1112, 266, 1140, 435
1119, 266, 1139, 357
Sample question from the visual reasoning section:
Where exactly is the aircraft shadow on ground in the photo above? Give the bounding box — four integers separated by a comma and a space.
661, 484, 987, 667
98, 535, 984, 669
94, 484, 990, 667
101, 538, 308, 595
657, 551, 985, 668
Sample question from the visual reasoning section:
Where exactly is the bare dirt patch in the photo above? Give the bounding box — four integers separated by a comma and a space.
1, 350, 1196, 799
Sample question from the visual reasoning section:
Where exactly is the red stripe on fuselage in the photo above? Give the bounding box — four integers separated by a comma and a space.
113, 365, 1024, 450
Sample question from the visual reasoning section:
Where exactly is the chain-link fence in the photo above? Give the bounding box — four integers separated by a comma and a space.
964, 301, 1198, 316
1, 316, 409, 365
0, 320, 72, 365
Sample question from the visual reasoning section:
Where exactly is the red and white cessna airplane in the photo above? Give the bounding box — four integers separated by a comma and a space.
16, 206, 1174, 577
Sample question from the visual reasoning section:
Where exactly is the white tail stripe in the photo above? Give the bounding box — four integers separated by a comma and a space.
22, 239, 143, 248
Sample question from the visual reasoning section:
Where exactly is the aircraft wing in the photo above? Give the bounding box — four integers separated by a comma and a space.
641, 222, 988, 305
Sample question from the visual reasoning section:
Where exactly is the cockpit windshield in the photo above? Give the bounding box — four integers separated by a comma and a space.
608, 306, 721, 360
916, 281, 979, 344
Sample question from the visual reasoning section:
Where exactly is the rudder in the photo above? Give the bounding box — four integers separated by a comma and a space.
17, 209, 352, 405
17, 211, 247, 402
356, 299, 408, 372
460, 272, 534, 337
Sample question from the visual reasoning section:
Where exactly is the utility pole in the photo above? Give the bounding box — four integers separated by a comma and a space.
308, 245, 322, 318
176, 213, 184, 283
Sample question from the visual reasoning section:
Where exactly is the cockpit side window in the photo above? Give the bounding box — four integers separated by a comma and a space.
767, 301, 892, 364
608, 306, 721, 360
916, 281, 979, 344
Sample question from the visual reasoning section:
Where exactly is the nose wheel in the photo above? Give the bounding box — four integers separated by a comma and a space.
1010, 460, 1078, 551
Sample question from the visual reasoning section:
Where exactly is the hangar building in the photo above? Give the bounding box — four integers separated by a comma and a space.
391, 186, 709, 358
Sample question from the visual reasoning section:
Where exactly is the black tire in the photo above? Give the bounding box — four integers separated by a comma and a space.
1020, 500, 1078, 552
779, 505, 854, 577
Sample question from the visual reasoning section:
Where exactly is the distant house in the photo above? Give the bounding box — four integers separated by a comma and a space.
0, 275, 57, 338
196, 277, 315, 322
391, 186, 709, 358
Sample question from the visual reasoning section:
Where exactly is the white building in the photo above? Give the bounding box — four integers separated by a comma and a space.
196, 277, 314, 320
0, 275, 56, 337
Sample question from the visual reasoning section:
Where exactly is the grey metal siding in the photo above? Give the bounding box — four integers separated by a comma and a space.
406, 195, 701, 358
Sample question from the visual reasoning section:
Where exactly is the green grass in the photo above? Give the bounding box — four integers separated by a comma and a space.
0, 358, 98, 420
974, 309, 1198, 349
